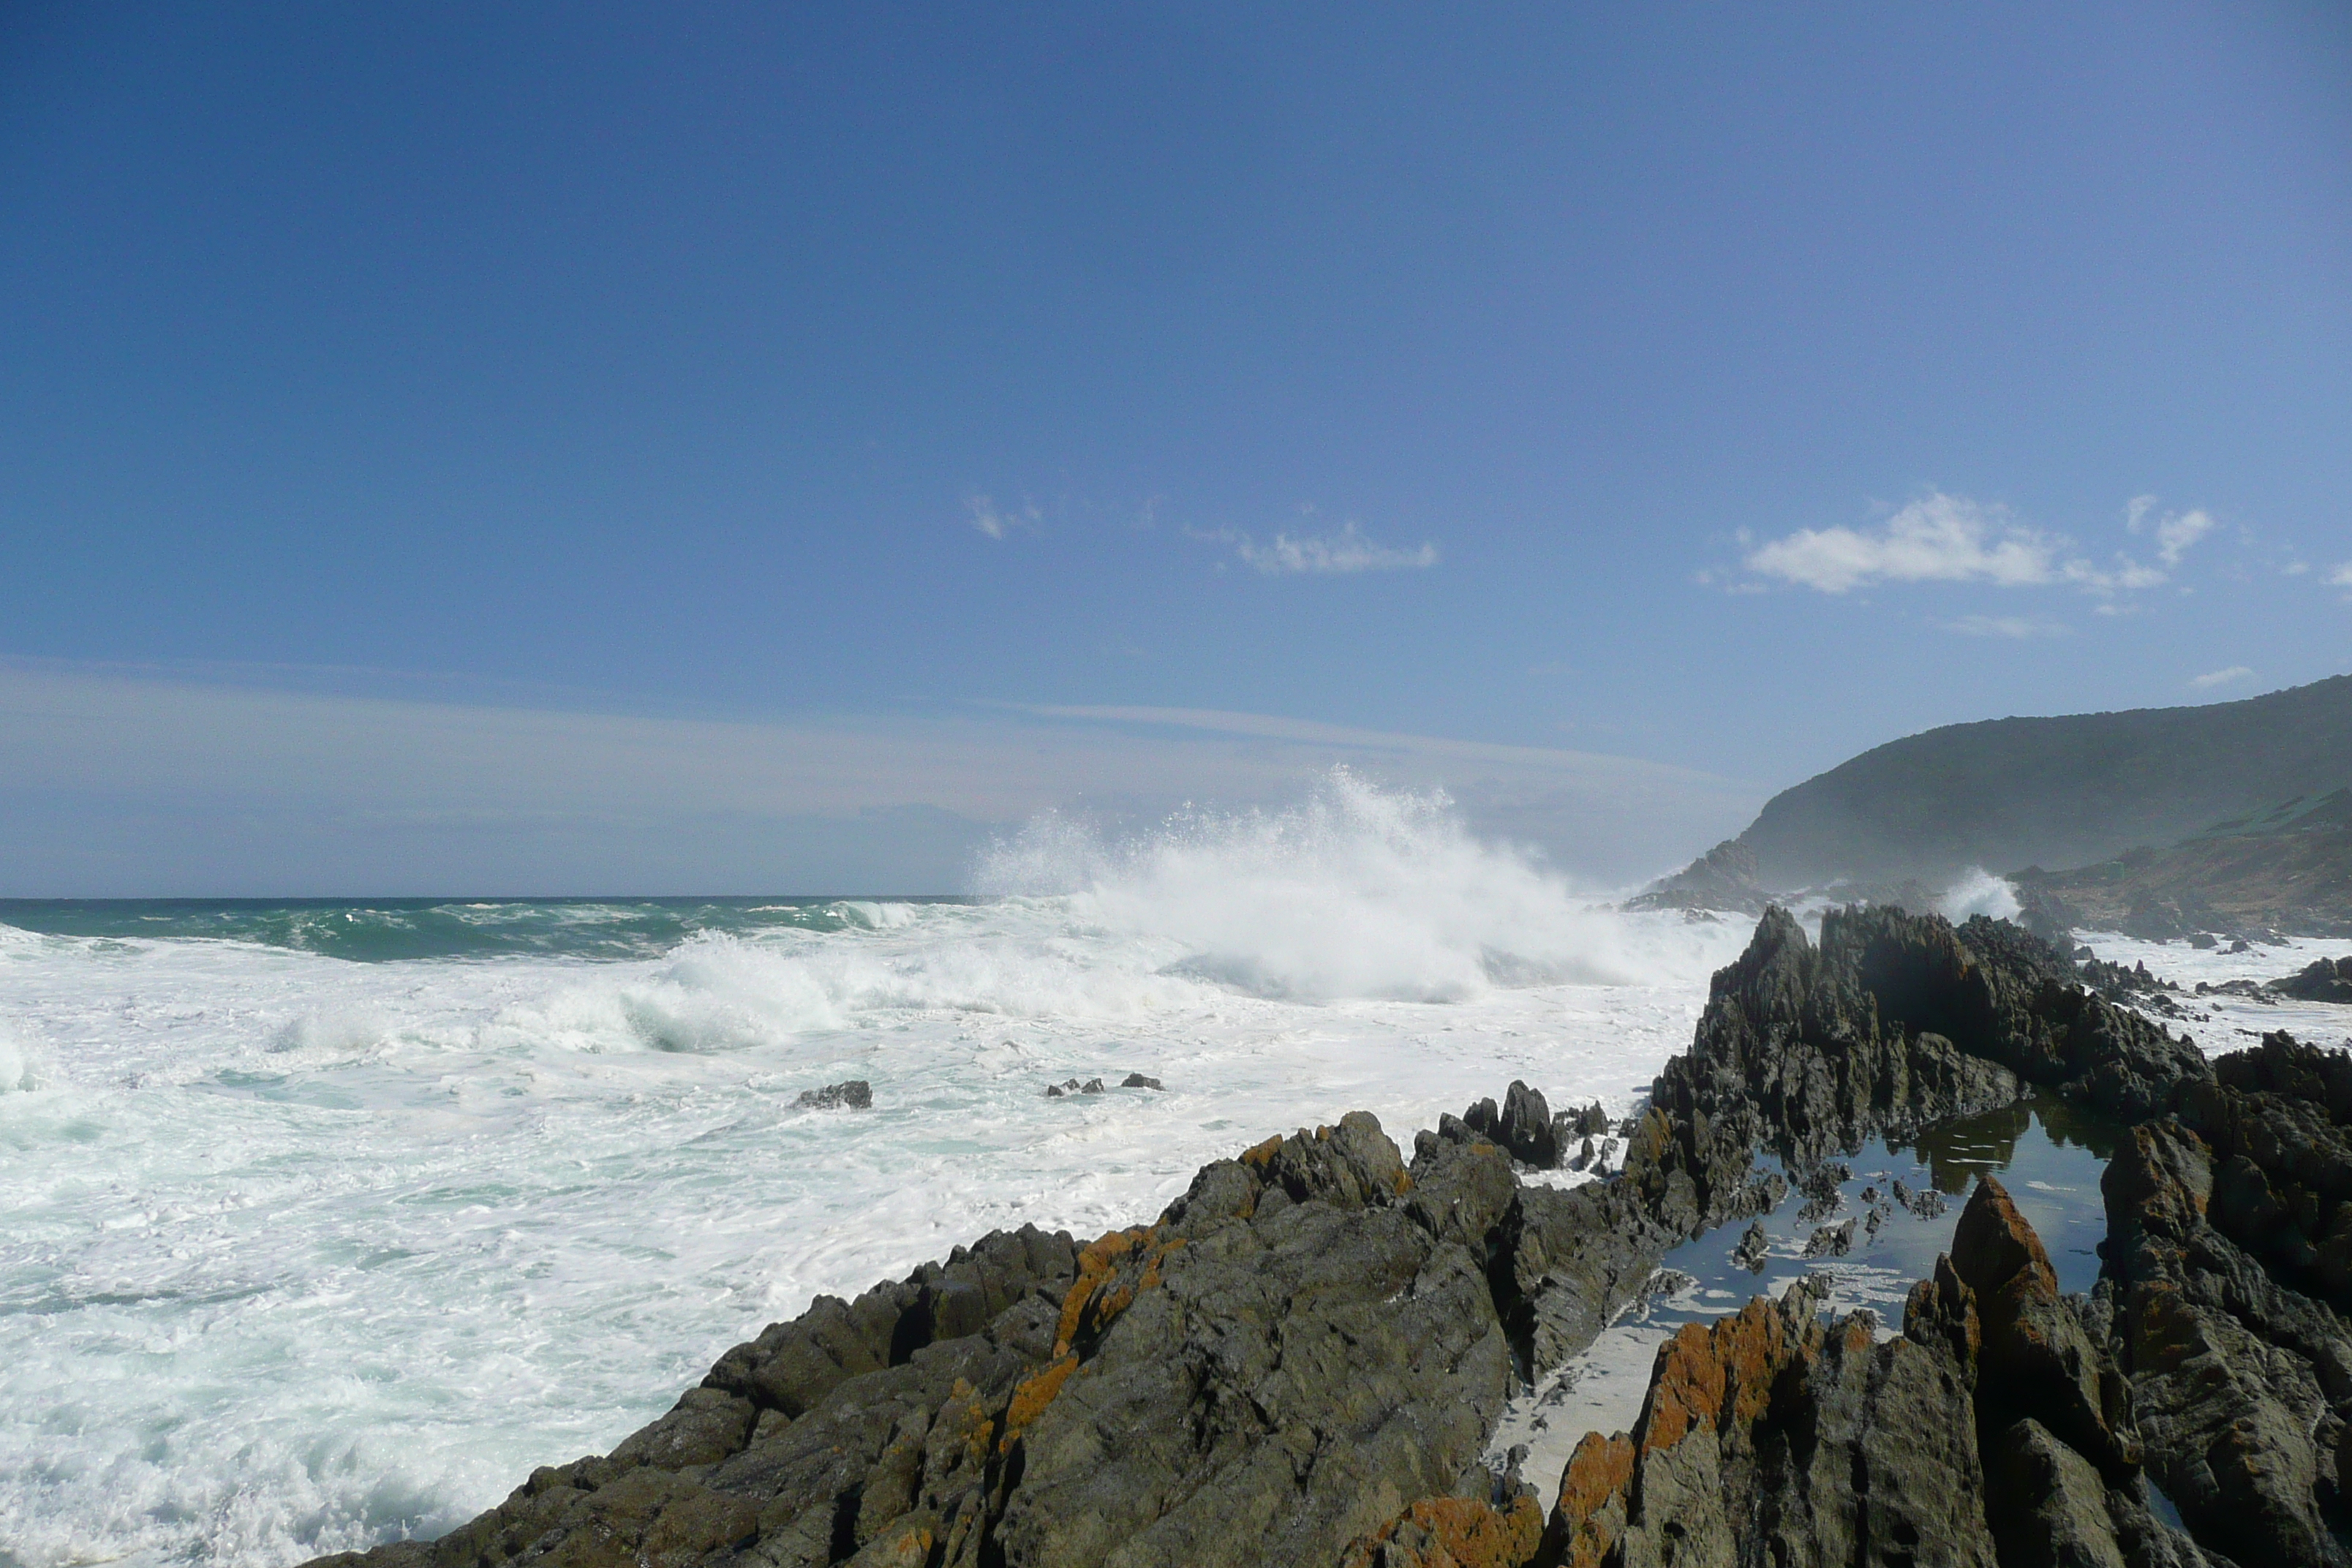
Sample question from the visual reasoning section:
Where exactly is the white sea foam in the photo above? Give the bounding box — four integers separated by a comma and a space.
1937, 866, 2023, 923
1, 778, 1749, 1565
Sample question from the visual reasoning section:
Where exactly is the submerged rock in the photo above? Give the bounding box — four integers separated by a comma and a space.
795, 1079, 872, 1109
1119, 1073, 1162, 1090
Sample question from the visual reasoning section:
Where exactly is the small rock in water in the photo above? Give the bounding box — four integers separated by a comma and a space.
1732, 1221, 1770, 1273
1120, 1072, 1164, 1090
1803, 1218, 1855, 1258
1044, 1085, 1065, 1098
1079, 1078, 1105, 1095
796, 1079, 872, 1110
1910, 1185, 1948, 1219
1569, 1135, 1595, 1171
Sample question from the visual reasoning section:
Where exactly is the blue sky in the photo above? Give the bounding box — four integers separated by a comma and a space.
3, 3, 2348, 892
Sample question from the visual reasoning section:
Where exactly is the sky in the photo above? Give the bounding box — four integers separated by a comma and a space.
2, 2, 2348, 893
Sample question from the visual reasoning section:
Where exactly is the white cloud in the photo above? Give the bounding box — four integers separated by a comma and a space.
1234, 520, 1438, 576
966, 494, 1040, 540
2329, 562, 2352, 588
1943, 614, 2067, 639
2190, 666, 2253, 690
2126, 497, 2215, 567
1741, 490, 2201, 600
1744, 494, 2065, 594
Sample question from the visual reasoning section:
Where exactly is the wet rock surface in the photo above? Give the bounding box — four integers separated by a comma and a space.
795, 1080, 872, 1109
311, 905, 2352, 1568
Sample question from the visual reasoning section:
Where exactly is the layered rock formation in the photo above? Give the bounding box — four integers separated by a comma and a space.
312, 906, 2352, 1568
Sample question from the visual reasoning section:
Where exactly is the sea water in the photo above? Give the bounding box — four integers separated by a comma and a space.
0, 778, 1752, 1567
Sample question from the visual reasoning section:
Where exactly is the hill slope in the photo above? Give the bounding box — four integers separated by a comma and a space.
1736, 674, 2352, 887
2010, 786, 2352, 938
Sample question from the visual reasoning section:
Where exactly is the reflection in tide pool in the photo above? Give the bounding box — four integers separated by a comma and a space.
1489, 1095, 2119, 1506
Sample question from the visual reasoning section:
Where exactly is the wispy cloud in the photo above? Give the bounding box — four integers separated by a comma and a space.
965, 494, 1041, 540
1740, 491, 2192, 600
1232, 520, 1439, 576
2126, 495, 2215, 568
2190, 666, 2253, 690
1186, 516, 1439, 576
1942, 614, 2067, 639
2329, 562, 2352, 590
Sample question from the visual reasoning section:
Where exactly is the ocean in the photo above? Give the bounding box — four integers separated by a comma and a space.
1, 777, 2342, 1566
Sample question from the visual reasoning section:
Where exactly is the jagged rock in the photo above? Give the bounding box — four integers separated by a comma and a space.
1803, 1219, 1855, 1258
1732, 1221, 1770, 1273
796, 1079, 872, 1109
1078, 1078, 1104, 1095
1951, 1177, 2138, 1480
2100, 1042, 2352, 1567
1495, 1080, 1558, 1168
1120, 1073, 1163, 1090
2269, 956, 2352, 1003
1337, 1495, 1544, 1568
1550, 1278, 2001, 1567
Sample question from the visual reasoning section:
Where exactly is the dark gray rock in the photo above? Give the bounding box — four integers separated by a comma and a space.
795, 1079, 871, 1109
2269, 957, 2352, 1003
1803, 1218, 1855, 1258
1120, 1073, 1163, 1090
1495, 1079, 1558, 1168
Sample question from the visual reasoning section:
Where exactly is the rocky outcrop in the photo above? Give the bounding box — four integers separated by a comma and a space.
2270, 956, 2352, 1003
1545, 1181, 2214, 1568
2101, 1031, 2352, 1566
1624, 838, 1771, 915
312, 1115, 1542, 1568
1638, 905, 2207, 1242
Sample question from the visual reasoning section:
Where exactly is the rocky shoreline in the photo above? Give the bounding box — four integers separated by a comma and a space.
310, 908, 2352, 1568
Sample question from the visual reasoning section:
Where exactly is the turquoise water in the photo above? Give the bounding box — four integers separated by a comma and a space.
0, 897, 976, 964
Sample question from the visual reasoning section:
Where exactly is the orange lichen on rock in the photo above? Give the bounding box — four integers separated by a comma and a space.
1548, 1428, 1635, 1568
1338, 1494, 1544, 1568
1052, 1224, 1186, 1359
1240, 1134, 1284, 1169
1637, 1296, 1806, 1455
998, 1354, 1076, 1451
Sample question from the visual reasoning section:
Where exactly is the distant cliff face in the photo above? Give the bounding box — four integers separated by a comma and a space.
1736, 674, 2352, 887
